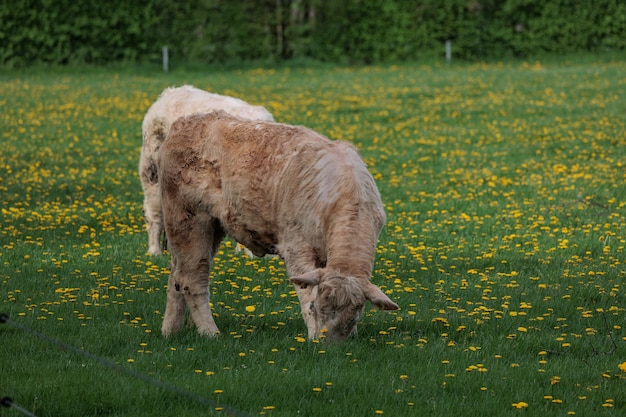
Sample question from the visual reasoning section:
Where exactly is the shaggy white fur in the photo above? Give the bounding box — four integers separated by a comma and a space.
139, 85, 274, 256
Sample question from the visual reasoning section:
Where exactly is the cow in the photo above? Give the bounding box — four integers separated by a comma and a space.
158, 111, 398, 341
139, 85, 274, 256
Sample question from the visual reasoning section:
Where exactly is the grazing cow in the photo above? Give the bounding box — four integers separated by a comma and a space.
158, 111, 399, 341
139, 85, 274, 256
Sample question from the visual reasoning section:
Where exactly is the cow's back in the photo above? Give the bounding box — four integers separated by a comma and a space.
161, 111, 380, 256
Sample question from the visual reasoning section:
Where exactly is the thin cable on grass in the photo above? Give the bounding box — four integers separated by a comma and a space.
590, 311, 619, 356
542, 195, 610, 218
1, 396, 38, 417
0, 313, 254, 417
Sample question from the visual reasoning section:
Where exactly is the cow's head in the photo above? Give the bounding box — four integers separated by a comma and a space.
291, 269, 399, 341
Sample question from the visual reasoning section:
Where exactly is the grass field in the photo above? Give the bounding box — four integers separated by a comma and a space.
1, 56, 625, 417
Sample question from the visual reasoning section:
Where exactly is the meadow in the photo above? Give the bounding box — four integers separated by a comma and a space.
1, 56, 625, 417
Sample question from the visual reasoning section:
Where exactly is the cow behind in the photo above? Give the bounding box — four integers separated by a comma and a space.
159, 111, 398, 341
139, 85, 274, 256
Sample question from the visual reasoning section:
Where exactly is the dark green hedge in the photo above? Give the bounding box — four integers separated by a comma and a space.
1, 0, 625, 67
0, 0, 160, 66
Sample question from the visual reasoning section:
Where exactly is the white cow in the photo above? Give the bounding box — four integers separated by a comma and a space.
139, 85, 274, 255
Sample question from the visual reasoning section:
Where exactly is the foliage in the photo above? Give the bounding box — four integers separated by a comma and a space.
1, 0, 626, 67
0, 0, 161, 67
1, 57, 626, 416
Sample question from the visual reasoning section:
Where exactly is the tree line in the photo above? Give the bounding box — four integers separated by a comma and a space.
1, 0, 625, 67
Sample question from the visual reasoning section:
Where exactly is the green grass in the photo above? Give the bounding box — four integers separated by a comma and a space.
1, 55, 625, 416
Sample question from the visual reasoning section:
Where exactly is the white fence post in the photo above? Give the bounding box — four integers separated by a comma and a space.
162, 46, 169, 72
445, 40, 452, 62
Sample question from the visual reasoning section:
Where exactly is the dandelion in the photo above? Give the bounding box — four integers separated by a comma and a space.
431, 317, 449, 326
512, 402, 529, 409
618, 362, 626, 372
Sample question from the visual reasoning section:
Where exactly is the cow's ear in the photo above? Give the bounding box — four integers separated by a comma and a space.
365, 283, 399, 311
290, 270, 321, 288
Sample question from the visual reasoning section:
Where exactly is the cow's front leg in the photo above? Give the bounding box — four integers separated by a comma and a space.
281, 244, 322, 339
293, 283, 318, 339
